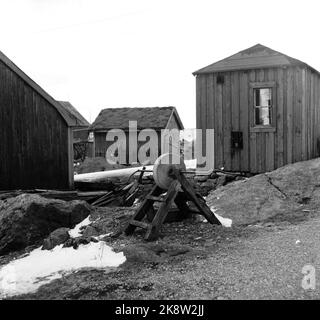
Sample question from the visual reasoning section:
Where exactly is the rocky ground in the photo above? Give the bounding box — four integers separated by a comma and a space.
2, 158, 320, 300
5, 200, 320, 300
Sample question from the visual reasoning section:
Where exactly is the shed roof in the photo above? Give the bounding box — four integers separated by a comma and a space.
0, 50, 76, 127
193, 44, 320, 75
90, 107, 184, 131
58, 101, 90, 128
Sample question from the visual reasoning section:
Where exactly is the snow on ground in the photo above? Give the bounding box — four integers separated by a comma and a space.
210, 206, 233, 227
184, 159, 197, 169
0, 241, 126, 298
68, 216, 92, 238
215, 213, 233, 227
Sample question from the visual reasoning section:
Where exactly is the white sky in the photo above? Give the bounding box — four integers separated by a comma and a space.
0, 0, 319, 128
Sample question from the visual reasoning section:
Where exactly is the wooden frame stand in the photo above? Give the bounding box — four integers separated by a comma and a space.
125, 167, 221, 241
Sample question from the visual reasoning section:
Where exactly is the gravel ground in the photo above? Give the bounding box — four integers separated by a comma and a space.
11, 203, 320, 300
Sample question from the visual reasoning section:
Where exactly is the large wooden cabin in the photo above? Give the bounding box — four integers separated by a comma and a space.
194, 44, 320, 173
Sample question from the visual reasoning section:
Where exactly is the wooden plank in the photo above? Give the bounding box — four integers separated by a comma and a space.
276, 68, 284, 167
216, 76, 224, 168
125, 184, 162, 236
129, 220, 150, 230
196, 75, 201, 130
248, 70, 256, 172
257, 69, 265, 173
286, 68, 294, 163
200, 75, 207, 161
265, 132, 275, 171
145, 181, 180, 241
310, 71, 316, 156
239, 71, 249, 171
231, 72, 241, 171
301, 68, 307, 160
223, 73, 232, 170
206, 74, 215, 166
293, 67, 302, 162
206, 74, 214, 129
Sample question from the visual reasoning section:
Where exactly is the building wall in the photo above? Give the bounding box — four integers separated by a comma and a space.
0, 60, 72, 190
196, 66, 320, 173
94, 130, 163, 165
73, 128, 89, 143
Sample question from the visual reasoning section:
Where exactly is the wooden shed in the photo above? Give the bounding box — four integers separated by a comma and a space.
193, 44, 320, 173
0, 51, 77, 190
90, 107, 184, 164
58, 101, 92, 160
58, 101, 90, 143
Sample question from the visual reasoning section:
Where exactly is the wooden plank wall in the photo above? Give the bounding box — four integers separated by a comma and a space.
94, 131, 163, 164
196, 66, 320, 173
0, 60, 71, 190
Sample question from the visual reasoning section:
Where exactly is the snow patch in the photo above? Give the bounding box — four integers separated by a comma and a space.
210, 206, 233, 227
93, 233, 111, 241
184, 159, 197, 169
215, 213, 233, 228
0, 242, 126, 298
69, 216, 92, 238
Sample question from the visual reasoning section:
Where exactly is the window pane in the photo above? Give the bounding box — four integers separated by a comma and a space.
254, 88, 272, 107
255, 107, 271, 125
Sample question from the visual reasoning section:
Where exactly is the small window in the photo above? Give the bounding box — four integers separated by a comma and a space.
88, 131, 94, 142
254, 88, 272, 126
217, 74, 224, 84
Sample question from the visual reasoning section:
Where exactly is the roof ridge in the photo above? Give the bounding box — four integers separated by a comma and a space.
0, 50, 75, 126
89, 106, 182, 131
193, 44, 318, 75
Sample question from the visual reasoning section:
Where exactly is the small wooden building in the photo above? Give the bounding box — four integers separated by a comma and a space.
193, 44, 320, 173
0, 51, 77, 190
58, 101, 92, 160
58, 101, 90, 143
90, 107, 184, 164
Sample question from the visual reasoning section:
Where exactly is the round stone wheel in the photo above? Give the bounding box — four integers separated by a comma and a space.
153, 153, 186, 190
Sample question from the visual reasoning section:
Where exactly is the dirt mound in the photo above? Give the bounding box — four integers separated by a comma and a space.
0, 194, 92, 255
206, 158, 320, 225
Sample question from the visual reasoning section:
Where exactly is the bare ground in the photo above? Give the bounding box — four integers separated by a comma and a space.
9, 201, 320, 300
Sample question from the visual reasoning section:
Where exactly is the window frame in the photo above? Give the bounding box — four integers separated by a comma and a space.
249, 81, 276, 133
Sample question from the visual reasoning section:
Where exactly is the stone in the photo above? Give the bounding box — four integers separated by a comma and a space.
206, 173, 299, 225
42, 227, 70, 250
81, 225, 99, 238
0, 194, 92, 255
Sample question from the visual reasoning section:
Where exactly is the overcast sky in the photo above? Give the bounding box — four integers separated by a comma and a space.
0, 0, 319, 128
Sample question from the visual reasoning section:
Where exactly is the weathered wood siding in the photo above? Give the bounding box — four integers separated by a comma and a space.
94, 131, 162, 164
0, 60, 72, 190
196, 66, 320, 173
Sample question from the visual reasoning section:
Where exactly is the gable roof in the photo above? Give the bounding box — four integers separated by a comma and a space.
89, 107, 184, 131
58, 101, 90, 128
193, 44, 320, 75
0, 50, 76, 127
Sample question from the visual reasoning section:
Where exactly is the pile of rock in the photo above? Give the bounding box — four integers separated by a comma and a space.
0, 194, 92, 255
206, 158, 320, 225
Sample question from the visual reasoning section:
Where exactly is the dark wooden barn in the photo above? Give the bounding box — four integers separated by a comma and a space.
90, 107, 184, 164
194, 44, 320, 173
0, 51, 77, 190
